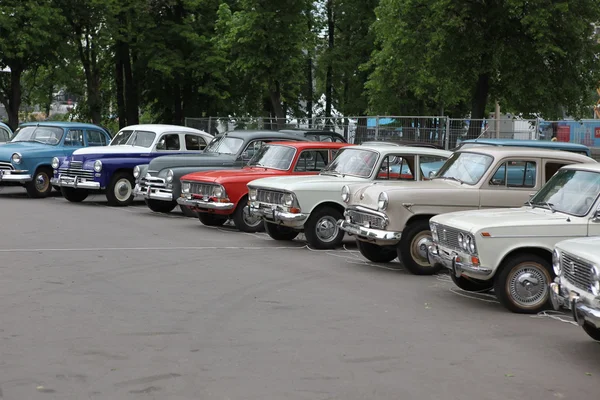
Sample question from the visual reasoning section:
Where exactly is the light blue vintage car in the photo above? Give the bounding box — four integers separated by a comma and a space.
0, 122, 13, 143
0, 122, 112, 197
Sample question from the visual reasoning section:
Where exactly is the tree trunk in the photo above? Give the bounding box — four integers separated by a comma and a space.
307, 56, 313, 127
269, 80, 285, 130
115, 46, 126, 128
7, 67, 23, 131
325, 0, 334, 119
467, 73, 490, 139
123, 43, 139, 125
173, 83, 183, 125
45, 85, 53, 118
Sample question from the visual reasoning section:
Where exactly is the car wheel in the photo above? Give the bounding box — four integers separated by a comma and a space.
145, 199, 177, 213
25, 167, 53, 198
450, 273, 493, 292
61, 187, 89, 203
180, 205, 198, 218
198, 212, 227, 226
493, 254, 553, 314
398, 219, 441, 275
356, 240, 398, 263
304, 206, 344, 249
264, 222, 299, 241
106, 171, 135, 206
233, 196, 264, 233
582, 323, 600, 341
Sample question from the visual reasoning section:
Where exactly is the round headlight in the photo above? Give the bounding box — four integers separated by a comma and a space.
468, 235, 476, 253
249, 188, 257, 201
592, 280, 600, 297
378, 192, 389, 211
182, 182, 191, 194
458, 232, 464, 248
465, 235, 472, 251
283, 193, 294, 207
133, 165, 141, 178
430, 223, 438, 242
166, 169, 174, 183
341, 185, 350, 203
212, 185, 224, 198
11, 153, 21, 164
93, 160, 102, 172
51, 157, 59, 169
552, 249, 561, 276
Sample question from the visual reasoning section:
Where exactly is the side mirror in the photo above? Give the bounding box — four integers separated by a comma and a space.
593, 208, 600, 222
428, 170, 437, 179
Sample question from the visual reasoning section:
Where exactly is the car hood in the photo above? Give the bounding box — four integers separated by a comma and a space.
182, 167, 287, 184
0, 142, 55, 159
73, 145, 151, 156
556, 237, 600, 262
147, 152, 236, 171
247, 173, 368, 192
347, 179, 471, 210
432, 207, 574, 234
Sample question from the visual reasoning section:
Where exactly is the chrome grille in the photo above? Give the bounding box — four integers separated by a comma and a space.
58, 167, 95, 179
256, 189, 285, 205
69, 161, 83, 169
141, 174, 166, 188
0, 162, 13, 171
346, 209, 385, 229
189, 182, 216, 196
562, 252, 594, 294
435, 224, 461, 250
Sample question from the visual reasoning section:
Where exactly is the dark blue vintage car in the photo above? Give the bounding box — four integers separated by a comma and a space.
0, 122, 111, 197
51, 124, 213, 206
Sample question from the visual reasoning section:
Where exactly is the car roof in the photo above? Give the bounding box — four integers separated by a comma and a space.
461, 138, 590, 151
279, 128, 345, 136
19, 121, 106, 130
265, 141, 352, 150
459, 145, 595, 162
118, 124, 210, 135
561, 162, 600, 173
355, 144, 452, 157
219, 130, 311, 141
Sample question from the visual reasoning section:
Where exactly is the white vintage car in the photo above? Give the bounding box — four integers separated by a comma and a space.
428, 162, 600, 314
339, 147, 594, 274
246, 145, 451, 249
549, 237, 600, 341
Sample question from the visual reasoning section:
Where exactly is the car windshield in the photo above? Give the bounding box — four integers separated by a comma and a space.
321, 148, 378, 178
529, 169, 600, 216
249, 145, 296, 170
204, 136, 244, 155
109, 130, 156, 147
11, 126, 64, 145
433, 151, 494, 185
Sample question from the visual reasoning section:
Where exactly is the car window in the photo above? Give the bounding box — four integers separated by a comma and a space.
156, 133, 181, 151
420, 155, 448, 180
243, 140, 272, 161
294, 150, 330, 172
0, 127, 10, 142
185, 134, 206, 150
377, 155, 416, 180
545, 161, 571, 182
335, 137, 345, 143
64, 129, 84, 146
321, 136, 333, 142
489, 160, 537, 188
85, 130, 107, 147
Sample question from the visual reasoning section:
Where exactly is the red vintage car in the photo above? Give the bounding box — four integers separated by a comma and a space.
177, 141, 352, 232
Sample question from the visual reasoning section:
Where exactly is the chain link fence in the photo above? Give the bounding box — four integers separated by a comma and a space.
185, 116, 600, 150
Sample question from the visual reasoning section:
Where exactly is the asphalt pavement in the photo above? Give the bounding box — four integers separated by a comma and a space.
0, 186, 598, 400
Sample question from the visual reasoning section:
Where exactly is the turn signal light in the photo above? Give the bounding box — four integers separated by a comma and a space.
471, 256, 480, 266
290, 207, 301, 214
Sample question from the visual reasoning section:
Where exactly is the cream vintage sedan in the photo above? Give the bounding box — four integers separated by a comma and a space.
428, 162, 600, 314
247, 144, 451, 249
339, 147, 595, 275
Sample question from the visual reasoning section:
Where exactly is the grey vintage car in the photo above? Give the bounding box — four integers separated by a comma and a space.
133, 130, 310, 214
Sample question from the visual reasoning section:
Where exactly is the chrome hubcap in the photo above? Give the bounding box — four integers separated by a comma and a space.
410, 230, 432, 267
508, 265, 548, 307
115, 179, 132, 202
242, 206, 261, 227
35, 173, 49, 192
315, 216, 338, 242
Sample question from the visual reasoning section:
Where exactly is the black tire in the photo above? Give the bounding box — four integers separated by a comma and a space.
25, 167, 53, 198
52, 185, 60, 192
356, 240, 398, 263
304, 206, 344, 249
264, 222, 299, 241
582, 323, 600, 341
398, 219, 440, 275
493, 254, 553, 314
61, 187, 89, 203
232, 196, 264, 233
198, 212, 227, 226
106, 171, 135, 207
450, 273, 493, 293
145, 199, 177, 213
180, 204, 198, 218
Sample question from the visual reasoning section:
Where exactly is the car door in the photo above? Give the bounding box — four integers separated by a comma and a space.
62, 129, 86, 156
154, 133, 182, 153
478, 157, 539, 208
184, 133, 208, 151
293, 149, 331, 175
84, 129, 109, 147
0, 126, 10, 142
375, 154, 417, 181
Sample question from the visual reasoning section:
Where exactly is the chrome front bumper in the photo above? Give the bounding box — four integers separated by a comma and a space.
51, 176, 100, 190
550, 281, 600, 329
337, 220, 402, 244
177, 196, 235, 211
427, 242, 492, 279
0, 170, 32, 183
248, 204, 307, 224
133, 183, 174, 201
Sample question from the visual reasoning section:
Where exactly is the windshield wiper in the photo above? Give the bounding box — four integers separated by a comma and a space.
440, 176, 464, 184
320, 171, 340, 176
531, 201, 555, 212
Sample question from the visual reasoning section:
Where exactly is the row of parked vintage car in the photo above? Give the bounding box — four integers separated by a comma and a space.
1, 121, 600, 341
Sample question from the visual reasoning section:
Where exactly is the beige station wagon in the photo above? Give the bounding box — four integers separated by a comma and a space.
338, 146, 596, 275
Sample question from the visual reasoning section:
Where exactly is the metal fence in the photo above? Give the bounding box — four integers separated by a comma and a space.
185, 116, 600, 150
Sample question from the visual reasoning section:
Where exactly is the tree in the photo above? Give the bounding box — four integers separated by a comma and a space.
366, 0, 600, 130
0, 0, 65, 130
